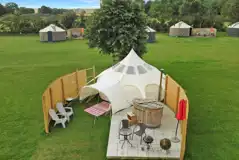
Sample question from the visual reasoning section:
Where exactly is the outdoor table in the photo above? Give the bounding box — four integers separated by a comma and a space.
65, 97, 74, 107
119, 128, 133, 149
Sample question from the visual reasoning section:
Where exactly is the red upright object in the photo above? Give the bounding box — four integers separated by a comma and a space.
172, 99, 187, 143
176, 99, 187, 120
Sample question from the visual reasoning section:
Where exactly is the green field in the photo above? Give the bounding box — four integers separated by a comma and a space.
0, 34, 239, 160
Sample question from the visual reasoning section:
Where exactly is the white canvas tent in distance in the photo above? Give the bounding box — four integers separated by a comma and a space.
146, 26, 156, 32
39, 24, 66, 42
39, 24, 65, 32
170, 21, 192, 29
80, 49, 166, 114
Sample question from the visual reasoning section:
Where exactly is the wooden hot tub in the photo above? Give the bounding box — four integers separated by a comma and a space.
132, 98, 164, 128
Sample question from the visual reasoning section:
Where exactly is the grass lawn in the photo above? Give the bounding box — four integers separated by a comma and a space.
0, 33, 239, 160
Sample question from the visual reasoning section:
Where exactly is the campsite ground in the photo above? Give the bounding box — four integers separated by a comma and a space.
0, 33, 239, 160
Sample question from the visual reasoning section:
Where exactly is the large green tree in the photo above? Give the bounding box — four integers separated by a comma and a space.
39, 6, 52, 14
51, 8, 68, 14
60, 11, 77, 29
5, 2, 18, 13
86, 0, 148, 62
149, 0, 182, 20
179, 0, 207, 27
222, 0, 239, 22
0, 3, 6, 16
145, 0, 152, 15
19, 7, 35, 14
80, 10, 86, 25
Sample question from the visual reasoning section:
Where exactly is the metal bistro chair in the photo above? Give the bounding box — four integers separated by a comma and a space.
132, 123, 147, 144
118, 119, 133, 149
118, 119, 132, 139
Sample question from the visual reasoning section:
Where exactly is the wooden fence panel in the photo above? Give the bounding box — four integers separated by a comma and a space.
50, 79, 63, 109
179, 89, 187, 101
180, 120, 187, 160
42, 89, 52, 133
77, 69, 87, 95
165, 76, 180, 112
177, 88, 189, 160
164, 75, 189, 160
62, 72, 78, 99
86, 67, 95, 83
42, 67, 95, 133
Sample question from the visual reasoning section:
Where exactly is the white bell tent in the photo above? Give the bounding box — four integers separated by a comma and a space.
80, 49, 166, 114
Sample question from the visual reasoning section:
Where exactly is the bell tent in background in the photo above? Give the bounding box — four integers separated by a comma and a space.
227, 22, 239, 37
67, 28, 85, 40
39, 24, 66, 42
80, 49, 166, 114
145, 26, 156, 43
169, 21, 192, 37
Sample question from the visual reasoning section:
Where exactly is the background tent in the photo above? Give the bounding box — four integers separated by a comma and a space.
39, 24, 66, 42
67, 28, 84, 39
146, 26, 156, 43
169, 21, 192, 37
80, 49, 166, 114
227, 22, 239, 37
191, 27, 217, 37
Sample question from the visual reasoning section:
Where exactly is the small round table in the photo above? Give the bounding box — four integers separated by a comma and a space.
65, 97, 74, 107
119, 128, 133, 149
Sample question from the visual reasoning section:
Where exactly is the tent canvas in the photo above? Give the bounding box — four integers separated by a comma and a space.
146, 26, 156, 32
227, 22, 239, 37
80, 49, 166, 114
228, 22, 239, 28
39, 24, 66, 42
170, 21, 192, 29
39, 24, 65, 33
169, 21, 192, 37
146, 26, 156, 43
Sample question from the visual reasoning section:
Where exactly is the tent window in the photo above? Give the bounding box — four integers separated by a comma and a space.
115, 64, 125, 73
126, 66, 136, 74
143, 63, 153, 71
137, 65, 147, 74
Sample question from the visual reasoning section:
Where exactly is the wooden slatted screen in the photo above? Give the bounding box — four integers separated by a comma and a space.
42, 67, 94, 133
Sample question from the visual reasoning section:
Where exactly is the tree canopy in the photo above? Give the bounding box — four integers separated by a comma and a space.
1, 0, 239, 35
146, 0, 238, 31
19, 7, 35, 14
0, 4, 6, 16
144, 0, 152, 15
86, 0, 148, 62
39, 6, 52, 14
5, 2, 18, 13
221, 0, 239, 22
60, 11, 77, 29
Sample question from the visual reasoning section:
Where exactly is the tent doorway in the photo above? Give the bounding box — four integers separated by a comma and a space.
48, 31, 53, 42
189, 28, 192, 36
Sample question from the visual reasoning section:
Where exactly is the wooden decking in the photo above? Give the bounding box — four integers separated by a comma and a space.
106, 105, 182, 159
